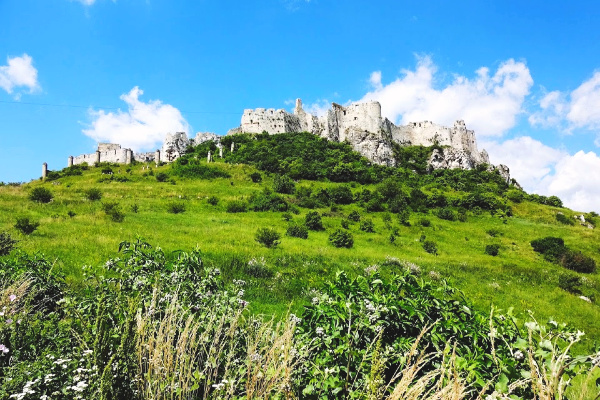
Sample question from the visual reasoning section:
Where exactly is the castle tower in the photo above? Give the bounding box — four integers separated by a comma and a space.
95, 150, 101, 164
126, 149, 132, 165
68, 156, 74, 168
155, 150, 161, 166
42, 162, 48, 180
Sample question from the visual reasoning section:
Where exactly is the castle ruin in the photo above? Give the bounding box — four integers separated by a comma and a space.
67, 98, 509, 181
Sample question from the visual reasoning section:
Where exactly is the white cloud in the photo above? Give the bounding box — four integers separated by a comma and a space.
73, 0, 97, 5
360, 56, 533, 137
485, 136, 600, 212
303, 99, 331, 117
83, 87, 190, 151
529, 71, 600, 144
0, 54, 40, 95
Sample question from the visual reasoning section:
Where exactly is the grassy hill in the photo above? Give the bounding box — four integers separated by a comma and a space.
0, 136, 600, 339
1, 133, 598, 349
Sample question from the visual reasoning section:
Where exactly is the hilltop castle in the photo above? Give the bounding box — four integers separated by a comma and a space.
67, 98, 509, 181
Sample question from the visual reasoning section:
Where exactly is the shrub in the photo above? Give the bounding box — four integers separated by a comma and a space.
329, 229, 354, 248
436, 207, 457, 221
14, 217, 40, 235
131, 204, 139, 213
85, 188, 102, 201
329, 185, 353, 204
419, 218, 431, 227
558, 272, 582, 293
341, 219, 350, 229
226, 200, 247, 213
286, 224, 308, 239
67, 210, 76, 218
560, 250, 597, 273
207, 196, 219, 206
305, 211, 324, 231
359, 219, 375, 233
101, 201, 125, 222
422, 240, 438, 255
249, 172, 262, 183
248, 190, 289, 212
282, 212, 293, 221
155, 172, 169, 182
273, 174, 295, 194
255, 227, 280, 248
167, 201, 186, 214
29, 187, 53, 203
556, 213, 575, 226
348, 211, 361, 222
485, 244, 500, 256
530, 237, 566, 261
506, 189, 525, 203
0, 232, 17, 255
486, 228, 502, 237
547, 195, 564, 208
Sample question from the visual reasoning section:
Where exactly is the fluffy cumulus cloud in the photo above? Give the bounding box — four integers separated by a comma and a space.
529, 71, 600, 145
0, 54, 40, 96
485, 136, 600, 212
360, 56, 533, 137
83, 87, 190, 151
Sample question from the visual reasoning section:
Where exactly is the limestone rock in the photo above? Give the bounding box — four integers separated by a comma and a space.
427, 148, 478, 170
161, 132, 189, 163
193, 132, 221, 146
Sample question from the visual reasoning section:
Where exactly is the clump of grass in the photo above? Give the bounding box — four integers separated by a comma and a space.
166, 201, 186, 214
14, 217, 39, 235
0, 232, 17, 255
255, 227, 280, 248
101, 201, 125, 222
84, 188, 102, 201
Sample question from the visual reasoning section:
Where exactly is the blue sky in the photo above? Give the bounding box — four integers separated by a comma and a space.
1, 0, 600, 211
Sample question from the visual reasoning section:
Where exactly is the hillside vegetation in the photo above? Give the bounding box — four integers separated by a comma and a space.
0, 132, 599, 399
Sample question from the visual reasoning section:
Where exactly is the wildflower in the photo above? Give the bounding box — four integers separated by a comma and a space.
238, 299, 249, 308
514, 350, 524, 360
579, 295, 591, 303
316, 327, 324, 336
289, 314, 301, 324
237, 289, 244, 297
311, 297, 319, 305
8, 295, 16, 302
0, 344, 9, 354
250, 353, 261, 362
5, 319, 12, 325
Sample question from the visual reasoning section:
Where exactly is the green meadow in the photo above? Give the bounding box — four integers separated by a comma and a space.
1, 154, 598, 349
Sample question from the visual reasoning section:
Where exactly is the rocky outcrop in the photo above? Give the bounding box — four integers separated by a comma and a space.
228, 98, 496, 173
161, 132, 189, 163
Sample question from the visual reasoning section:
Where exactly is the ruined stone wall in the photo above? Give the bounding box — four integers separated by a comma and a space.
241, 108, 301, 134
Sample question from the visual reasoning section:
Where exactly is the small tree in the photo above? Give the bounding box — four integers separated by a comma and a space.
422, 240, 438, 255
255, 227, 281, 248
166, 201, 186, 214
305, 211, 324, 231
359, 219, 375, 233
286, 224, 308, 239
15, 217, 40, 235
250, 172, 262, 183
29, 187, 53, 203
273, 174, 295, 194
85, 188, 102, 201
485, 244, 500, 256
329, 229, 354, 248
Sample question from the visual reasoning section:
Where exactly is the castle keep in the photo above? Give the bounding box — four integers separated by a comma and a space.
67, 98, 508, 181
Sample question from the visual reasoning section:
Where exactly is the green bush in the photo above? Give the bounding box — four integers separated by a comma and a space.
341, 219, 350, 229
67, 210, 76, 218
328, 229, 354, 248
167, 201, 186, 214
155, 172, 169, 182
249, 172, 262, 183
359, 219, 375, 233
348, 210, 361, 222
226, 200, 247, 213
273, 174, 295, 194
286, 224, 308, 239
558, 272, 582, 293
422, 240, 438, 255
486, 228, 502, 237
255, 227, 281, 248
207, 196, 219, 206
547, 195, 564, 208
305, 211, 324, 231
29, 187, 53, 203
506, 189, 525, 203
14, 217, 40, 235
85, 188, 102, 201
282, 212, 292, 221
131, 204, 139, 213
436, 207, 457, 221
485, 244, 500, 256
419, 218, 431, 227
560, 250, 597, 273
101, 201, 125, 222
248, 190, 289, 212
0, 232, 17, 255
556, 213, 575, 226
530, 237, 566, 261
171, 159, 231, 179
329, 185, 353, 204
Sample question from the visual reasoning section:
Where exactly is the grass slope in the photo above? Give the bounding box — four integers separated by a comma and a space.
1, 155, 599, 350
